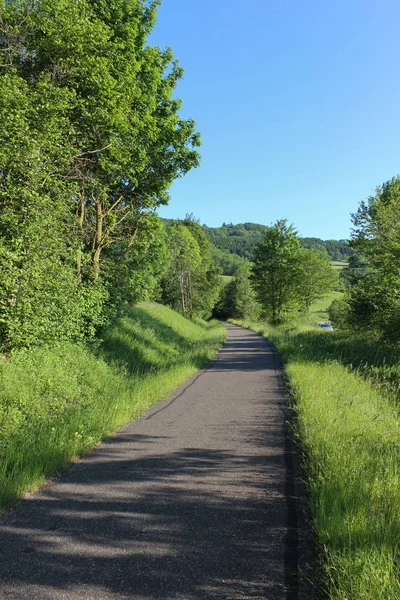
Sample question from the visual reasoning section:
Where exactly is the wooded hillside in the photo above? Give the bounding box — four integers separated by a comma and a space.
202, 222, 352, 274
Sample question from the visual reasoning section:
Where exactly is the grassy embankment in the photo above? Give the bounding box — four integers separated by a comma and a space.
0, 302, 226, 511
233, 294, 400, 600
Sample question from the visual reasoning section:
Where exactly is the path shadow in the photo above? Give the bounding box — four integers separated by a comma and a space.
0, 426, 299, 599
208, 332, 278, 373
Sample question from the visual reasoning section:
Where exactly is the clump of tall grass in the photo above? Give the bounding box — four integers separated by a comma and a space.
233, 318, 400, 600
0, 302, 226, 510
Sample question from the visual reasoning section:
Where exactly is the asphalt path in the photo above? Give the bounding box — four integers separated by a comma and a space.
0, 323, 314, 600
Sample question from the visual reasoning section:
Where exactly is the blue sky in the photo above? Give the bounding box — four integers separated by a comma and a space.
150, 0, 400, 240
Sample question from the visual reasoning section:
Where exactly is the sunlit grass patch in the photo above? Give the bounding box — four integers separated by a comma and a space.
332, 261, 348, 270
0, 303, 226, 510
232, 312, 400, 599
288, 360, 400, 600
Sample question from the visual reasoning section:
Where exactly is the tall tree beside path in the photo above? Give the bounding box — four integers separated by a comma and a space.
181, 216, 222, 318
251, 220, 338, 323
215, 263, 261, 321
162, 218, 222, 319
251, 220, 304, 324
162, 222, 202, 317
346, 176, 400, 340
0, 0, 200, 350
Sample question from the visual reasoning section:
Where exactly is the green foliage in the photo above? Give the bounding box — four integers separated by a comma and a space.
162, 221, 201, 316
102, 214, 170, 307
210, 246, 248, 275
298, 248, 339, 311
328, 297, 349, 328
251, 220, 303, 323
0, 0, 199, 351
250, 221, 338, 324
214, 263, 261, 320
162, 218, 222, 319
301, 237, 353, 261
0, 302, 226, 510
345, 176, 400, 341
203, 222, 269, 261
202, 222, 352, 267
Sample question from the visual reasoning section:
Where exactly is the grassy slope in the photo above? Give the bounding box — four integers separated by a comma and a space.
297, 290, 342, 329
0, 303, 226, 511
233, 293, 400, 600
221, 275, 233, 284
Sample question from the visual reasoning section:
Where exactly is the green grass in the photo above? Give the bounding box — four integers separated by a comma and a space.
0, 302, 226, 511
221, 275, 233, 284
297, 290, 343, 329
233, 294, 400, 599
332, 261, 348, 270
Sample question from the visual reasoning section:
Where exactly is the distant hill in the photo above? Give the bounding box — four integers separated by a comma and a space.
162, 219, 353, 275
202, 223, 268, 261
301, 237, 353, 261
201, 222, 353, 274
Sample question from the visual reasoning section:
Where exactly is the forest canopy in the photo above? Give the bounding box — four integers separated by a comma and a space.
0, 0, 200, 350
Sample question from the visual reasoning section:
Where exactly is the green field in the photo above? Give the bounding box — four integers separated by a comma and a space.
332, 260, 348, 269
296, 290, 342, 330
221, 275, 233, 284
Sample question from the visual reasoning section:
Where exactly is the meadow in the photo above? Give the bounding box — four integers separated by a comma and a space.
331, 261, 348, 270
233, 293, 400, 600
221, 275, 233, 284
0, 303, 226, 511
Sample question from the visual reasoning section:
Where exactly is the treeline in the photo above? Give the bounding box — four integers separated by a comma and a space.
330, 176, 400, 343
302, 237, 353, 261
215, 221, 339, 324
0, 0, 202, 352
202, 222, 352, 274
161, 218, 222, 318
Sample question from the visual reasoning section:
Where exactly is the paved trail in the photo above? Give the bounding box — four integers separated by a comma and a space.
0, 324, 312, 600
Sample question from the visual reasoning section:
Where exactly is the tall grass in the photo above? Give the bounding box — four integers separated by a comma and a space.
233, 310, 400, 599
0, 302, 226, 510
272, 326, 400, 398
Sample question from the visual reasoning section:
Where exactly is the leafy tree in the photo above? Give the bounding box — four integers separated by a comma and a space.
215, 264, 261, 320
181, 217, 222, 318
297, 249, 339, 311
250, 221, 339, 324
346, 275, 399, 339
162, 219, 221, 319
210, 246, 248, 275
17, 0, 200, 282
351, 177, 400, 274
346, 176, 400, 340
328, 298, 349, 328
251, 220, 304, 324
0, 0, 200, 349
101, 213, 170, 307
0, 71, 84, 349
162, 222, 201, 316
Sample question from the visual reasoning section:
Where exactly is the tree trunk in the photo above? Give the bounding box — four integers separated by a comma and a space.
179, 271, 186, 314
77, 191, 85, 281
93, 198, 103, 281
